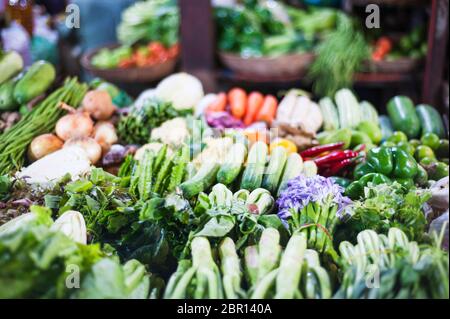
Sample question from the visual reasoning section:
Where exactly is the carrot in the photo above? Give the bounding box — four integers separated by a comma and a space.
255, 95, 278, 124
243, 92, 264, 126
228, 88, 247, 119
206, 92, 227, 113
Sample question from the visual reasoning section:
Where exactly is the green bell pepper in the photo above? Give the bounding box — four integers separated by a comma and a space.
394, 178, 415, 190
392, 147, 418, 179
345, 181, 364, 200
367, 147, 394, 176
353, 162, 375, 180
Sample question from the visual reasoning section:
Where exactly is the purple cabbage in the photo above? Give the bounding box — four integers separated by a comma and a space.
206, 112, 245, 129
277, 174, 352, 221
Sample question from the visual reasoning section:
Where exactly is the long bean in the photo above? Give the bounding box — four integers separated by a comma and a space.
0, 77, 88, 175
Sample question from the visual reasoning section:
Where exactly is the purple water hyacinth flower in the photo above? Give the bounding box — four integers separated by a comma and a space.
276, 174, 352, 221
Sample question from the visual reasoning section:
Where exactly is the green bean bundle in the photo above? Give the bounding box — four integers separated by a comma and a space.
0, 78, 88, 175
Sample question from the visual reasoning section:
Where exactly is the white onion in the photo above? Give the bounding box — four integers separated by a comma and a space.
28, 134, 63, 162
55, 112, 94, 141
93, 121, 118, 153
82, 90, 116, 120
64, 137, 102, 164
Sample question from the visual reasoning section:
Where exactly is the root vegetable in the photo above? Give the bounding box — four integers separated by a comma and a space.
64, 137, 102, 164
93, 121, 118, 153
82, 90, 116, 120
27, 134, 64, 162
55, 112, 94, 141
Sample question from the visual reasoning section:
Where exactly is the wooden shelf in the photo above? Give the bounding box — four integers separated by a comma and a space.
344, 0, 430, 8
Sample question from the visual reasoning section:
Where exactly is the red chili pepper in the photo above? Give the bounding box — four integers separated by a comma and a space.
314, 150, 358, 167
300, 142, 345, 158
328, 158, 357, 176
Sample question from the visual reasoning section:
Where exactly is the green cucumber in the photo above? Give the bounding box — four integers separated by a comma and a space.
0, 76, 20, 111
416, 104, 446, 138
14, 61, 56, 104
262, 146, 288, 194
360, 101, 379, 125
335, 89, 361, 128
179, 162, 220, 199
379, 115, 394, 141
319, 97, 340, 131
387, 96, 421, 139
277, 153, 303, 195
240, 142, 268, 191
217, 143, 247, 185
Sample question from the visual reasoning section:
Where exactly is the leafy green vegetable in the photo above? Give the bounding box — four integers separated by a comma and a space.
117, 0, 179, 47
336, 228, 449, 299
117, 98, 190, 145
342, 182, 430, 241
308, 13, 369, 97
215, 4, 315, 57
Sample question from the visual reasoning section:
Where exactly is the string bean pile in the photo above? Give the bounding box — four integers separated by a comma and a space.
0, 78, 88, 175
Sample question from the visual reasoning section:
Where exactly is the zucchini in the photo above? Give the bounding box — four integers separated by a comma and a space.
14, 60, 56, 104
378, 115, 394, 141
360, 101, 379, 125
335, 89, 361, 128
240, 142, 268, 191
0, 51, 23, 85
277, 153, 303, 196
387, 96, 421, 139
319, 97, 340, 131
262, 146, 288, 194
216, 143, 247, 185
179, 162, 220, 199
416, 104, 446, 138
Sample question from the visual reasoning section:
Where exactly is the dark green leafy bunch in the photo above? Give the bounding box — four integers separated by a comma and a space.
341, 182, 430, 242
44, 168, 138, 243
308, 13, 369, 97
215, 1, 313, 57
117, 99, 190, 145
0, 210, 160, 299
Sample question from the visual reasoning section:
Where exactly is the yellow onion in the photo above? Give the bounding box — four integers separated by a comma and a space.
28, 133, 63, 162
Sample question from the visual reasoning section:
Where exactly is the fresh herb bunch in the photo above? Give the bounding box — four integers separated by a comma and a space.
117, 0, 179, 47
343, 182, 430, 242
117, 98, 190, 145
308, 13, 369, 97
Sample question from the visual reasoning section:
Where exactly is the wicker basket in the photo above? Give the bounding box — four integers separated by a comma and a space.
362, 57, 422, 74
81, 45, 178, 83
219, 52, 315, 78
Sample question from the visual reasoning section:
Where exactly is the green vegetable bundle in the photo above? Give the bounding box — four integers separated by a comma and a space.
0, 78, 88, 175
117, 0, 179, 47
308, 13, 369, 97
341, 182, 430, 242
245, 228, 331, 299
117, 99, 189, 145
0, 208, 157, 299
335, 228, 449, 299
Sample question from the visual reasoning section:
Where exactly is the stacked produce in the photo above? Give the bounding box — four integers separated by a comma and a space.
0, 51, 448, 300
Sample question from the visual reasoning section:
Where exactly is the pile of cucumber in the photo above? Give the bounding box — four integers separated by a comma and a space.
0, 59, 56, 113
180, 141, 316, 199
